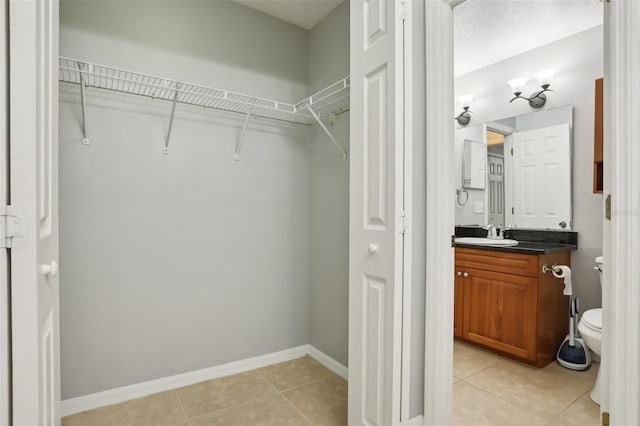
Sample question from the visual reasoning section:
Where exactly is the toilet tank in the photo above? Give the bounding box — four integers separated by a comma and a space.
595, 256, 603, 287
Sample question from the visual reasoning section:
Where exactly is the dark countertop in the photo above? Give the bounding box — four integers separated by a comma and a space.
454, 225, 578, 254
454, 241, 576, 255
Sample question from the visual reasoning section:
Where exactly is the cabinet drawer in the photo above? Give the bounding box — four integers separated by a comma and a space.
455, 247, 538, 277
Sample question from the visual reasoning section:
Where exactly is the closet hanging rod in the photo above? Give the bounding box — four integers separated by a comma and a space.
58, 57, 350, 126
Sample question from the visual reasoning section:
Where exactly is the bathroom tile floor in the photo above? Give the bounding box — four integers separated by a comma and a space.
453, 340, 601, 426
62, 342, 599, 426
62, 356, 347, 426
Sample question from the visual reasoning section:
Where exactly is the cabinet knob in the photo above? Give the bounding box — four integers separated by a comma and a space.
463, 272, 469, 278
368, 243, 378, 254
456, 271, 462, 276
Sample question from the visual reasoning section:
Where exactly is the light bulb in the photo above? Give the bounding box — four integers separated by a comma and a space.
507, 77, 527, 95
536, 69, 555, 87
458, 94, 473, 108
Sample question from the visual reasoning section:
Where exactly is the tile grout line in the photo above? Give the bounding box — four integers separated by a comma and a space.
460, 379, 553, 422
173, 389, 191, 425
275, 375, 335, 394
546, 389, 592, 425
262, 375, 314, 425
461, 359, 594, 416
277, 387, 315, 425
184, 391, 278, 424
455, 357, 501, 381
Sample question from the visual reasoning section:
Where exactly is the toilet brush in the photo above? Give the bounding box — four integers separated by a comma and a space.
557, 297, 591, 370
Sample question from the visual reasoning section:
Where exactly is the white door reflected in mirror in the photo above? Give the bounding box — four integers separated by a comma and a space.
455, 105, 573, 230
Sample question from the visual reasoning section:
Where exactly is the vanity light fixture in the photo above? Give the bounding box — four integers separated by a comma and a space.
507, 69, 555, 108
454, 94, 473, 126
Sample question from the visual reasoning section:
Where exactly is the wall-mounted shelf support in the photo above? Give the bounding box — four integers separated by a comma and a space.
234, 111, 252, 161
77, 61, 90, 145
307, 107, 347, 161
164, 83, 181, 154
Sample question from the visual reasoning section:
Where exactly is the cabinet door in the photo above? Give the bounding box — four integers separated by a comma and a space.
454, 270, 464, 338
462, 268, 537, 361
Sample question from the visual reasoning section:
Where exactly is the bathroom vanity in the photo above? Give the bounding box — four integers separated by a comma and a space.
454, 241, 574, 367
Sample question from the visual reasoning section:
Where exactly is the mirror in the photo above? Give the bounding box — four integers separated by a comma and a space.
455, 104, 573, 230
463, 139, 487, 189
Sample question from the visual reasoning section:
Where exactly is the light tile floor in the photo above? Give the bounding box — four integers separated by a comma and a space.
453, 340, 601, 426
63, 343, 600, 426
62, 356, 347, 426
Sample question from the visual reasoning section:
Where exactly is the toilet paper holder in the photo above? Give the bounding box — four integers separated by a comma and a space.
542, 263, 561, 274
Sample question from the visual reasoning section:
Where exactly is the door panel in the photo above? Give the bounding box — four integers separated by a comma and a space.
462, 268, 537, 360
10, 1, 60, 425
350, 0, 404, 424
512, 124, 571, 229
487, 155, 504, 226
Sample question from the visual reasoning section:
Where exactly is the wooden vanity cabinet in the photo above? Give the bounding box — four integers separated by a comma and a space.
454, 271, 465, 337
454, 247, 570, 367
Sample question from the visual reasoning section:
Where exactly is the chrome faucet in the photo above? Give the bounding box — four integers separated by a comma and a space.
485, 224, 498, 239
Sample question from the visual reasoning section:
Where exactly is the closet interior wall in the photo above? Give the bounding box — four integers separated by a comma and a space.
307, 1, 350, 368
59, 0, 312, 399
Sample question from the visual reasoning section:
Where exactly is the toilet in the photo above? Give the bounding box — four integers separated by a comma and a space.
577, 255, 603, 405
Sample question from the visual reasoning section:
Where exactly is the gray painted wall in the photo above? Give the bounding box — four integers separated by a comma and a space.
60, 0, 308, 102
308, 2, 350, 366
59, 1, 311, 399
455, 26, 604, 311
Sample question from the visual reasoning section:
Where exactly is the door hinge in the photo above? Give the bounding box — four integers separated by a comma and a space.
399, 211, 408, 235
510, 148, 514, 155
602, 412, 610, 426
511, 207, 515, 214
0, 206, 25, 248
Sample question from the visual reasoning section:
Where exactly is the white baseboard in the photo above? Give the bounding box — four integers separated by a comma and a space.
306, 345, 348, 380
61, 345, 309, 417
61, 344, 349, 417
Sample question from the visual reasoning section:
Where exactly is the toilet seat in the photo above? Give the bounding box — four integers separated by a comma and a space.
581, 308, 602, 332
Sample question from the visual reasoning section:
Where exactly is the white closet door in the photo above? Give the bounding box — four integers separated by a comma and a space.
512, 124, 571, 229
10, 0, 61, 424
349, 0, 405, 425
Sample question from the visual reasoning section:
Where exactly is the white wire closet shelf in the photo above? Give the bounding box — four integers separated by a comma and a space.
58, 57, 350, 126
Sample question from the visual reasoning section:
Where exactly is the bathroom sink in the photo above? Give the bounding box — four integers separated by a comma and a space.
455, 237, 519, 247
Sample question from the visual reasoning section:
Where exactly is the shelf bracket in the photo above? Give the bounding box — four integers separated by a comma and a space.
77, 61, 89, 145
307, 107, 347, 161
164, 83, 181, 154
234, 111, 251, 161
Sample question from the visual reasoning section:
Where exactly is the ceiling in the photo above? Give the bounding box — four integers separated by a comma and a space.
232, 0, 343, 30
455, 0, 603, 77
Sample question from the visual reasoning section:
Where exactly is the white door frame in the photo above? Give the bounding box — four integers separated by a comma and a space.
0, 1, 10, 424
601, 1, 640, 424
423, 1, 455, 425
424, 1, 640, 425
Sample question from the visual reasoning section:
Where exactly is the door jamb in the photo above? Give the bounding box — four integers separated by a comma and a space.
424, 1, 640, 424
